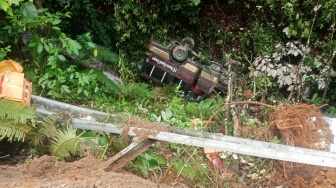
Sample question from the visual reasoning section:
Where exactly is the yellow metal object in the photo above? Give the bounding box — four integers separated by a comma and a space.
0, 59, 23, 73
148, 44, 170, 60
0, 60, 32, 105
200, 70, 218, 83
182, 62, 199, 73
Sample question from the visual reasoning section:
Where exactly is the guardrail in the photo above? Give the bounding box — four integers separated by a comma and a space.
32, 95, 336, 169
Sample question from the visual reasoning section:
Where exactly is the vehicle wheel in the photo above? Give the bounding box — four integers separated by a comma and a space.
181, 37, 195, 50
172, 45, 188, 62
224, 59, 240, 72
219, 68, 237, 86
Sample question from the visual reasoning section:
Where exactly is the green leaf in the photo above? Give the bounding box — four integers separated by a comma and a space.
6, 7, 13, 16
77, 87, 83, 94
216, 40, 223, 45
83, 89, 89, 97
298, 19, 302, 28
52, 26, 61, 31
98, 135, 109, 146
144, 151, 167, 165
20, 2, 38, 19
28, 42, 36, 47
148, 159, 159, 169
191, 0, 201, 6
52, 19, 61, 25
80, 131, 96, 138
165, 108, 173, 119
11, 0, 21, 5
50, 126, 81, 159
312, 93, 318, 100
303, 27, 310, 37
37, 44, 43, 53
43, 43, 49, 53
161, 111, 167, 121
61, 85, 70, 93
269, 136, 282, 144
58, 54, 66, 62
0, 1, 9, 11
87, 42, 96, 48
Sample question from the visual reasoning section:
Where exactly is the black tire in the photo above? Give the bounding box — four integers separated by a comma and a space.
219, 68, 237, 86
181, 37, 195, 50
224, 59, 240, 72
172, 45, 188, 62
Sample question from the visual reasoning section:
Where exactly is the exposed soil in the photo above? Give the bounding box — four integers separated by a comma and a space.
0, 155, 177, 188
1, 153, 336, 188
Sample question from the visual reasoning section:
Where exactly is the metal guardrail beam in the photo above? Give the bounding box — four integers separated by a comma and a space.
72, 118, 336, 168
33, 95, 336, 168
32, 95, 123, 123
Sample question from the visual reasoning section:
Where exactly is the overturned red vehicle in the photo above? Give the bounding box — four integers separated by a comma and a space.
137, 37, 238, 101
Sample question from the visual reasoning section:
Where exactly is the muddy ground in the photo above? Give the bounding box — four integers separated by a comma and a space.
0, 155, 181, 188
1, 151, 336, 188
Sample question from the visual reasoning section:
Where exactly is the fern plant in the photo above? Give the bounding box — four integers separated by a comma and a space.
0, 100, 37, 142
95, 44, 119, 65
50, 126, 82, 159
0, 100, 36, 124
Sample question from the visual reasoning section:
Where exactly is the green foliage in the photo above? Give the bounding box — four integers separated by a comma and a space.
20, 1, 37, 19
0, 42, 11, 60
113, 0, 201, 60
303, 93, 327, 106
43, 0, 117, 47
2, 5, 109, 103
239, 23, 282, 59
50, 126, 81, 159
120, 83, 155, 101
80, 131, 112, 159
0, 0, 23, 16
0, 100, 36, 142
89, 70, 120, 95
326, 106, 336, 116
94, 45, 119, 65
38, 66, 98, 100
0, 119, 33, 142
169, 146, 216, 187
38, 114, 59, 137
185, 97, 223, 119
117, 53, 137, 82
131, 150, 168, 177
0, 100, 36, 124
243, 1, 336, 102
173, 158, 198, 180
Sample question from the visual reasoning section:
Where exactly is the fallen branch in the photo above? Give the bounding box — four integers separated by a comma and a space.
208, 101, 277, 122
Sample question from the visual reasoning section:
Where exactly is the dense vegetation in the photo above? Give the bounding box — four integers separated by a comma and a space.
0, 0, 335, 187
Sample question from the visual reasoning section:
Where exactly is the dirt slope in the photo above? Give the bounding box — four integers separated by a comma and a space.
1, 150, 336, 187
0, 155, 184, 188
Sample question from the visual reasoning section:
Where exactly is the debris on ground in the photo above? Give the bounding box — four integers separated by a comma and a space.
0, 60, 32, 105
268, 104, 334, 151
